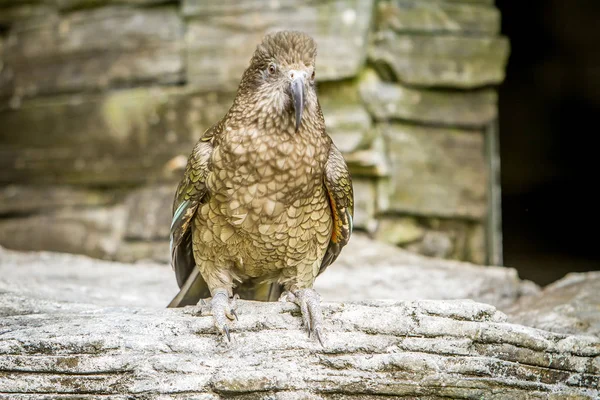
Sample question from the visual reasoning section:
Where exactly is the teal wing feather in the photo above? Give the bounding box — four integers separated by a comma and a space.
169, 127, 215, 303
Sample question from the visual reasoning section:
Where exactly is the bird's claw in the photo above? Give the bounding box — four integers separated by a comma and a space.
284, 288, 325, 346
204, 290, 239, 342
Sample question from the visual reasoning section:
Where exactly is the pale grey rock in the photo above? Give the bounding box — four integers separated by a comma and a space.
0, 205, 127, 259
382, 123, 487, 219
318, 79, 389, 178
507, 271, 600, 338
0, 184, 118, 215
0, 87, 234, 185
115, 240, 170, 263
369, 30, 510, 88
0, 276, 597, 398
376, 0, 501, 35
375, 216, 488, 264
348, 178, 378, 233
318, 233, 535, 309
0, 245, 174, 310
359, 69, 498, 127
323, 104, 372, 154
1, 6, 183, 98
124, 184, 175, 241
184, 0, 373, 90
0, 233, 536, 310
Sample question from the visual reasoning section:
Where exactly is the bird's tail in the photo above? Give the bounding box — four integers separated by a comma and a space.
167, 267, 211, 308
167, 269, 283, 307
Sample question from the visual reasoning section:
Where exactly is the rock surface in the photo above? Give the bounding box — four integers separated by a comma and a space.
2, 236, 598, 398
375, 0, 501, 35
360, 69, 498, 127
369, 31, 510, 88
184, 0, 374, 89
0, 233, 535, 310
382, 123, 487, 220
0, 275, 598, 398
507, 271, 600, 338
0, 0, 509, 264
1, 6, 184, 99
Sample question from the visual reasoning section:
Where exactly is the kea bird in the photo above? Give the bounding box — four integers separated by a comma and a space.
167, 31, 354, 345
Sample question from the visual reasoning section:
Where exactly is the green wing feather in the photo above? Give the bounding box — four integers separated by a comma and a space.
167, 128, 215, 306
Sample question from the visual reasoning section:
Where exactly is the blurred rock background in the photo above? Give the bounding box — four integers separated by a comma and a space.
0, 0, 509, 265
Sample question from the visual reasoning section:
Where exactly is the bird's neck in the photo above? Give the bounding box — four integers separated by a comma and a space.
228, 92, 323, 136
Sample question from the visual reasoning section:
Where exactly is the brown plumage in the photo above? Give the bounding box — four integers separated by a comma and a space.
167, 31, 354, 345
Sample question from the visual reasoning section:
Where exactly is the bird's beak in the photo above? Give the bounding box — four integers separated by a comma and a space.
290, 73, 305, 132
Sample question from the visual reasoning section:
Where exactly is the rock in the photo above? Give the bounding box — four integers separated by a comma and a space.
0, 261, 597, 398
0, 80, 384, 186
0, 184, 118, 215
54, 0, 175, 10
468, 222, 487, 265
506, 271, 600, 337
350, 178, 378, 233
319, 233, 536, 309
359, 69, 498, 127
0, 87, 234, 185
368, 30, 510, 88
1, 6, 184, 99
0, 35, 9, 98
376, 0, 501, 35
115, 240, 170, 264
376, 216, 487, 264
0, 245, 175, 309
123, 184, 175, 241
412, 230, 455, 258
382, 123, 487, 219
323, 104, 372, 154
184, 0, 373, 90
0, 233, 537, 310
0, 205, 127, 259
402, 218, 480, 262
0, 3, 56, 28
375, 216, 425, 245
318, 79, 389, 178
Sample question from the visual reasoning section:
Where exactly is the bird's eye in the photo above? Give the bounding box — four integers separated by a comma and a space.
267, 63, 276, 74
311, 70, 315, 80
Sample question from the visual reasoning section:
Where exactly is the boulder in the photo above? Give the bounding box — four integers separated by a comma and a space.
0, 255, 596, 398
1, 6, 184, 99
375, 0, 500, 35
0, 87, 234, 185
0, 233, 536, 310
506, 271, 600, 338
382, 123, 487, 220
368, 30, 510, 88
359, 69, 498, 127
184, 0, 374, 90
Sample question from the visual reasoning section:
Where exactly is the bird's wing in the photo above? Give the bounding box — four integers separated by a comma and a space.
169, 127, 214, 296
319, 142, 354, 275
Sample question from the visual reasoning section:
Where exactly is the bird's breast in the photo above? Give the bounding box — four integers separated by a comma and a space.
194, 126, 332, 275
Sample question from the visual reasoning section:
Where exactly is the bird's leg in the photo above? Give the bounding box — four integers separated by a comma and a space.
200, 288, 239, 341
281, 288, 325, 346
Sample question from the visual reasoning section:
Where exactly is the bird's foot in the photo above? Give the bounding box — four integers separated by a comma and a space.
281, 288, 325, 346
197, 289, 239, 341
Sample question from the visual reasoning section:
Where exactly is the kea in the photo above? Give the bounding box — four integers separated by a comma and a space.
167, 31, 354, 345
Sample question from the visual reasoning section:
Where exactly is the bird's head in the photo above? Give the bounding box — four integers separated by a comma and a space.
237, 30, 319, 133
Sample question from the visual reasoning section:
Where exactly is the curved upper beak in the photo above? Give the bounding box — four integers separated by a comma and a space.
290, 72, 306, 132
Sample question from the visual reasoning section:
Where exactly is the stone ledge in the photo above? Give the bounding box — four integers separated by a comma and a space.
0, 294, 597, 398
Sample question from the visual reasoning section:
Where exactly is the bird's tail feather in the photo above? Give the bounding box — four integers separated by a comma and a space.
167, 267, 211, 308
168, 269, 284, 307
